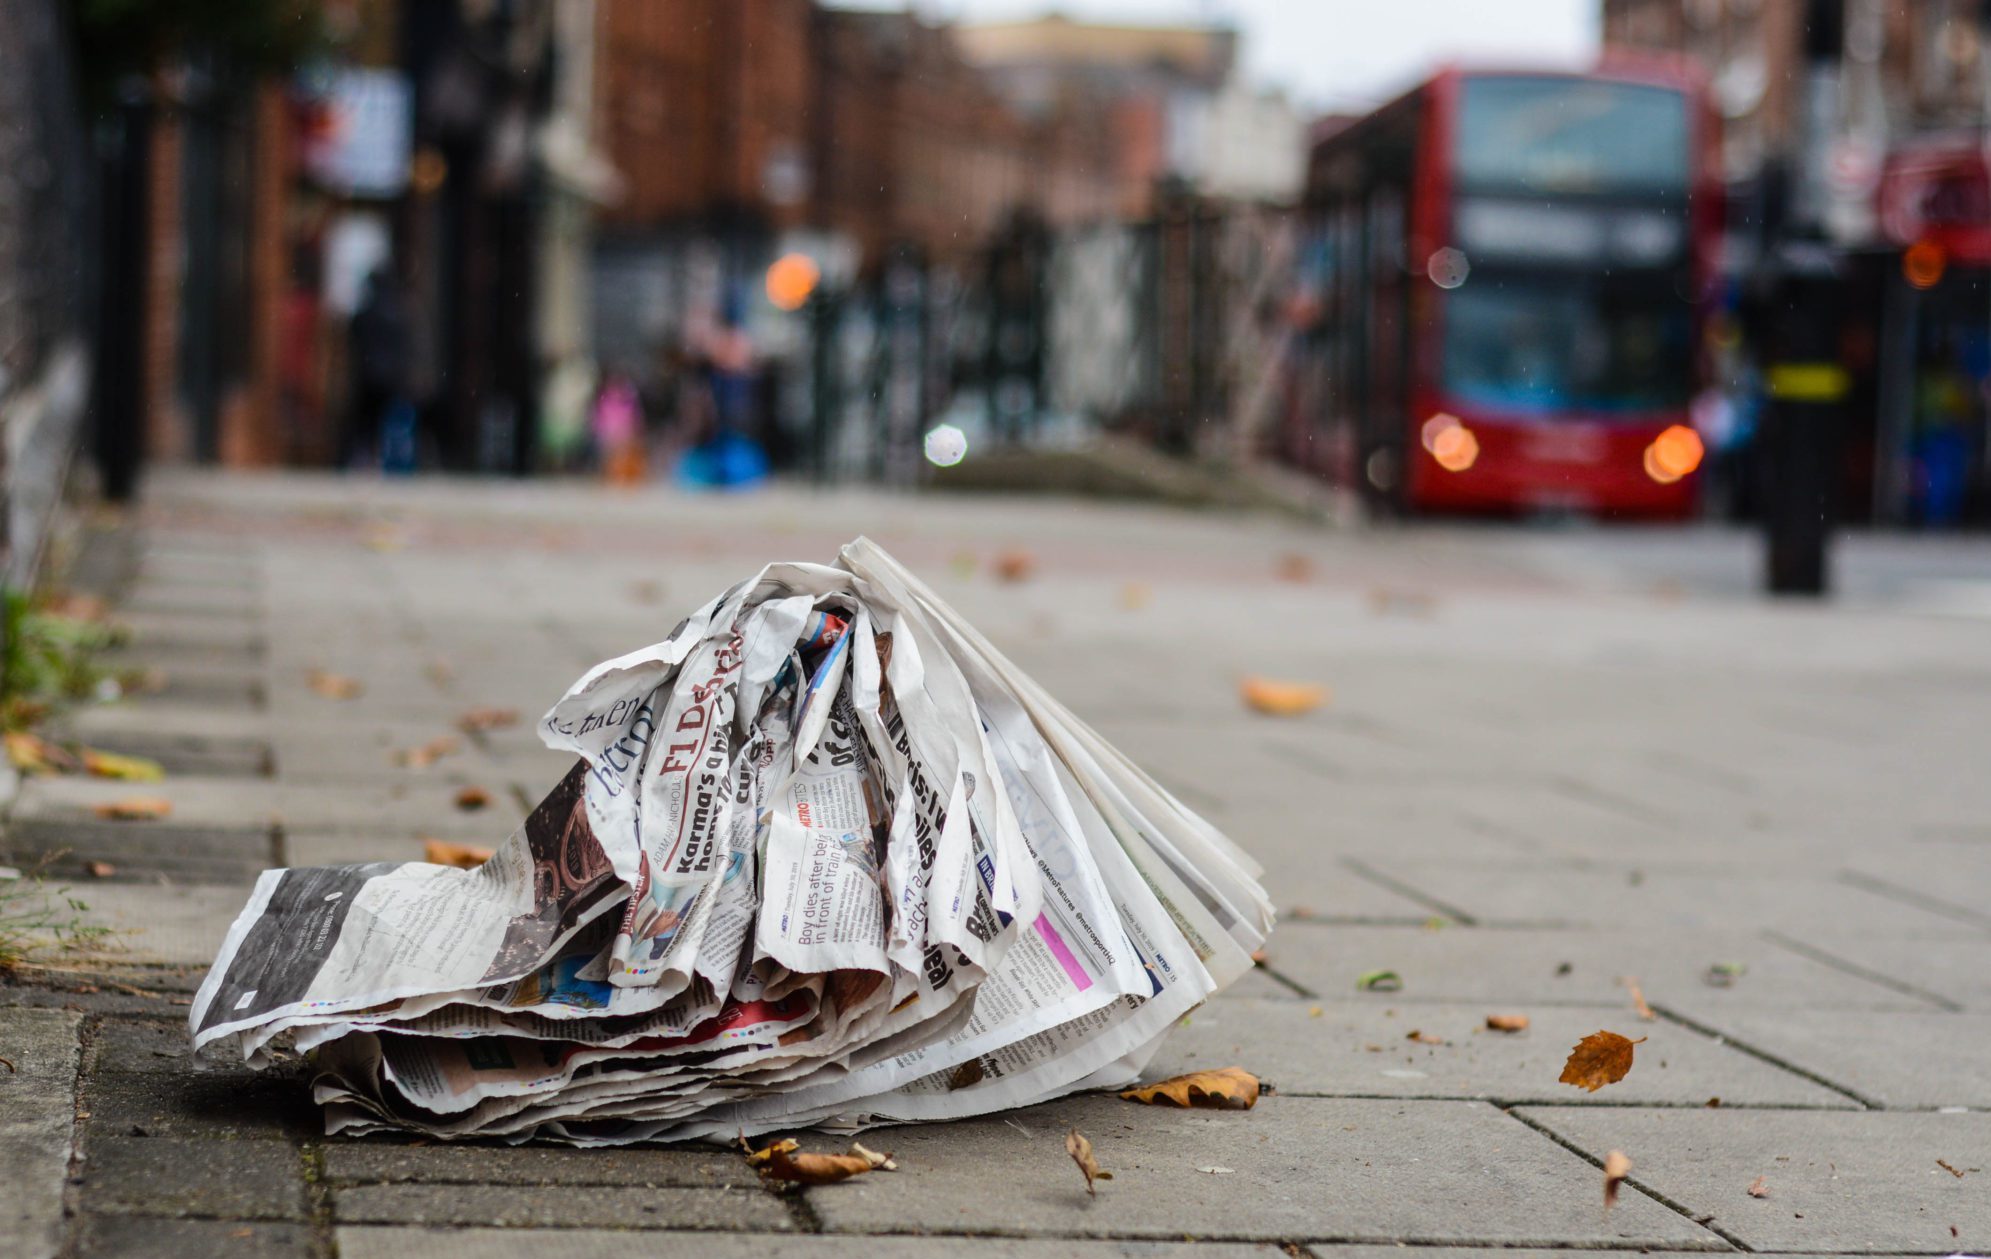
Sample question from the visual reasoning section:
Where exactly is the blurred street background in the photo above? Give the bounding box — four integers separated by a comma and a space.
8, 0, 1991, 552
7, 1, 1991, 1255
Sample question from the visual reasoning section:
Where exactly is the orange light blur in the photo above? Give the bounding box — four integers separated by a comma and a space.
1421, 412, 1460, 452
1904, 239, 1947, 290
765, 253, 821, 311
1429, 424, 1479, 473
1643, 424, 1704, 484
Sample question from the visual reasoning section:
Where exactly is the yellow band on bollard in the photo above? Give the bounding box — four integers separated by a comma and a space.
1766, 363, 1850, 402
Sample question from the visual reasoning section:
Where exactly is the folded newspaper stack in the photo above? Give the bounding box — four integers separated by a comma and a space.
190, 538, 1272, 1145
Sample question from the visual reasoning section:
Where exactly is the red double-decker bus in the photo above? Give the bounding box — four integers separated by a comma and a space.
1286, 63, 1721, 517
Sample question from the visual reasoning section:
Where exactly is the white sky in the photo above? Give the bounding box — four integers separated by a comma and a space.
853, 0, 1601, 112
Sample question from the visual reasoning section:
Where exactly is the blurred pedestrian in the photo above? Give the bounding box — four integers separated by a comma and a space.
346, 268, 414, 471
676, 291, 768, 490
592, 370, 647, 486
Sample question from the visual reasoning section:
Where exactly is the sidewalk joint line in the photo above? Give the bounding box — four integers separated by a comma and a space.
1760, 929, 1963, 1012
1340, 858, 1478, 926
1652, 1004, 1883, 1111
1502, 1105, 1755, 1252
1254, 965, 1318, 1000
1835, 869, 1991, 934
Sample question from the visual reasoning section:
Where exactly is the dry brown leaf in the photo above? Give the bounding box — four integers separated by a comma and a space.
307, 670, 363, 700
1486, 1013, 1530, 1033
1120, 1066, 1259, 1110
1406, 1029, 1446, 1045
991, 550, 1035, 583
1559, 1030, 1646, 1092
40, 591, 109, 621
1239, 677, 1327, 717
848, 1141, 896, 1171
423, 840, 493, 869
742, 1137, 798, 1167
85, 860, 117, 878
758, 1144, 874, 1185
80, 748, 165, 782
456, 706, 520, 733
394, 735, 461, 769
1603, 1149, 1632, 1212
1747, 1175, 1769, 1198
92, 797, 172, 821
1065, 1128, 1112, 1196
1621, 975, 1656, 1021
454, 786, 492, 811
5, 732, 77, 776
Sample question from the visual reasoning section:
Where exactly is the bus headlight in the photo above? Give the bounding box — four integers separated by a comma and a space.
1642, 424, 1704, 483
1422, 413, 1479, 472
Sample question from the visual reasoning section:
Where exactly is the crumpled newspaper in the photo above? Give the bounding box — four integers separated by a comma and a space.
190, 538, 1272, 1144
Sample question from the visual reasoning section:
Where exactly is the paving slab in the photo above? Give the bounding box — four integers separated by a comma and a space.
322, 1140, 758, 1188
83, 1018, 230, 1076
12, 774, 519, 841
338, 1230, 1283, 1259
0, 1009, 81, 1259
81, 1068, 317, 1143
56, 880, 247, 965
78, 1136, 306, 1219
331, 1182, 794, 1230
44, 727, 271, 779
61, 701, 273, 744
5, 817, 273, 885
808, 1092, 1722, 1247
1519, 1106, 1991, 1253
1345, 859, 1975, 935
1660, 1005, 1991, 1109
1266, 924, 1933, 1011
1149, 998, 1852, 1107
73, 1216, 312, 1259
1770, 927, 1991, 1012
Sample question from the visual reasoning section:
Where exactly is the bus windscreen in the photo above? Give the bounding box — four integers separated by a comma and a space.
1441, 273, 1692, 415
1455, 76, 1689, 195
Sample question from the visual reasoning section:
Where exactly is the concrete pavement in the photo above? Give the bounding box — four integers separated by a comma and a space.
5, 468, 1991, 1257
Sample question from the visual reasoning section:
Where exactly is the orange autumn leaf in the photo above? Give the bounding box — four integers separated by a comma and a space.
1747, 1175, 1769, 1198
1239, 677, 1327, 717
456, 706, 519, 733
756, 1143, 874, 1185
80, 747, 165, 782
1621, 975, 1656, 1021
1065, 1128, 1112, 1196
307, 670, 363, 700
992, 550, 1035, 583
5, 731, 76, 776
93, 797, 172, 821
423, 839, 493, 869
1559, 1030, 1646, 1092
454, 786, 492, 811
1120, 1066, 1259, 1110
394, 735, 461, 769
1486, 1013, 1530, 1033
1603, 1149, 1632, 1212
